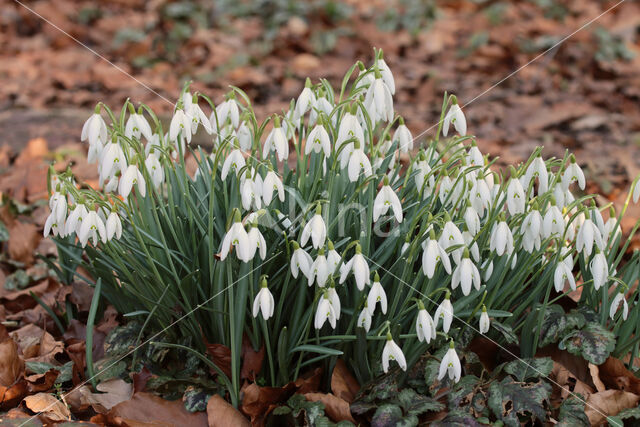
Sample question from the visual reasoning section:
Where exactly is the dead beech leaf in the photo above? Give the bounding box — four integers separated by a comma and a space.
23, 392, 70, 421
241, 382, 297, 423
78, 378, 133, 413
14, 138, 48, 166
550, 361, 595, 402
585, 390, 640, 426
7, 221, 41, 264
295, 367, 322, 394
11, 324, 64, 364
331, 359, 360, 403
304, 392, 355, 423
598, 356, 640, 394
108, 392, 208, 427
205, 343, 232, 379
207, 394, 250, 427
241, 335, 264, 381
589, 363, 606, 392
0, 328, 24, 387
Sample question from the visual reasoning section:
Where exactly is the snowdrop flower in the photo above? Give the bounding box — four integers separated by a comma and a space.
314, 292, 337, 329
576, 218, 604, 257
100, 142, 127, 185
337, 110, 364, 158
451, 250, 481, 296
221, 149, 246, 181
309, 96, 334, 127
414, 157, 435, 196
439, 218, 464, 264
523, 155, 548, 194
106, 211, 122, 241
610, 292, 628, 320
326, 240, 341, 274
145, 152, 164, 188
415, 301, 436, 343
247, 223, 267, 260
339, 244, 370, 290
301, 205, 326, 249
78, 210, 107, 247
294, 79, 316, 121
393, 118, 413, 153
553, 262, 576, 293
590, 249, 608, 290
489, 218, 514, 256
401, 236, 410, 255
220, 211, 250, 262
561, 155, 585, 191
328, 283, 341, 319
442, 100, 466, 137
347, 141, 372, 182
521, 209, 543, 253
422, 233, 452, 278
376, 53, 395, 95
479, 306, 490, 334
125, 111, 153, 141
466, 143, 484, 167
104, 176, 119, 193
212, 97, 240, 129
64, 203, 88, 237
373, 177, 403, 223
44, 211, 64, 237
81, 111, 108, 148
49, 191, 67, 226
355, 62, 375, 91
305, 120, 331, 157
367, 273, 387, 315
252, 278, 275, 320
506, 175, 526, 215
119, 164, 146, 199
262, 170, 285, 206
633, 178, 640, 204
603, 214, 621, 247
363, 75, 394, 123
438, 341, 461, 383
434, 293, 454, 333
469, 177, 491, 216
463, 204, 480, 236
237, 121, 252, 151
262, 117, 289, 162
169, 108, 192, 144
309, 248, 330, 287
462, 230, 480, 262
357, 304, 372, 332
186, 98, 213, 135
290, 242, 313, 279
542, 201, 564, 239
240, 171, 263, 211
382, 334, 406, 373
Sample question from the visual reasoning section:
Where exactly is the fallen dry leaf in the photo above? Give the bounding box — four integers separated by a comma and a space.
207, 394, 250, 427
75, 378, 134, 413
0, 326, 23, 387
304, 392, 355, 423
205, 342, 232, 379
241, 335, 265, 381
331, 359, 360, 403
589, 363, 606, 392
597, 356, 640, 394
241, 382, 297, 424
585, 390, 640, 426
11, 324, 64, 364
23, 392, 71, 422
108, 391, 208, 427
295, 367, 322, 394
7, 221, 41, 265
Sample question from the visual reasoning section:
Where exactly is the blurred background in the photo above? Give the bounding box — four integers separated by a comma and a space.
1, 0, 640, 223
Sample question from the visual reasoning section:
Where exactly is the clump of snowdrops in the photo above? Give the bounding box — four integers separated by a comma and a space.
46, 49, 640, 407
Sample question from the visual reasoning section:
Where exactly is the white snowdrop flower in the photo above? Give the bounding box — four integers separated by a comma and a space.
262, 118, 289, 162
104, 176, 119, 193
434, 293, 454, 333
610, 292, 628, 320
100, 142, 128, 184
523, 155, 548, 194
590, 249, 608, 290
291, 242, 313, 279
339, 244, 370, 291
393, 119, 413, 153
542, 202, 564, 239
144, 134, 163, 156
373, 177, 403, 223
521, 209, 542, 253
506, 177, 526, 215
451, 250, 481, 296
145, 152, 164, 188
479, 306, 490, 334
327, 284, 341, 320
240, 171, 263, 211
554, 262, 576, 293
237, 121, 252, 151
355, 63, 375, 91
364, 77, 394, 124
294, 79, 316, 121
357, 304, 372, 332
49, 191, 68, 226
337, 111, 364, 157
415, 302, 436, 343
310, 96, 334, 127
262, 170, 285, 206
400, 237, 410, 256
169, 108, 192, 144
377, 56, 395, 95
106, 211, 122, 241
220, 212, 251, 262
553, 185, 568, 210
326, 240, 341, 274
414, 158, 435, 196
464, 205, 481, 236
309, 249, 330, 287
125, 112, 153, 141
603, 216, 621, 247
466, 144, 484, 167
78, 210, 107, 247
442, 102, 466, 137
314, 293, 337, 329
469, 178, 491, 216
347, 143, 372, 182
438, 341, 461, 383
247, 224, 267, 260
490, 219, 514, 256
212, 97, 240, 129
382, 334, 406, 373
367, 273, 387, 315
252, 279, 275, 320
305, 121, 331, 157
633, 177, 640, 204
119, 164, 146, 199
301, 206, 327, 249
221, 149, 246, 181
422, 236, 451, 278
64, 203, 88, 237
590, 207, 606, 235
462, 231, 480, 262
439, 219, 464, 264
561, 155, 585, 191
187, 99, 213, 135
81, 111, 108, 148
576, 218, 604, 257
43, 211, 64, 237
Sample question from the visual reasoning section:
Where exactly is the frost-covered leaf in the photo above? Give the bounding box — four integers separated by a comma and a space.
557, 395, 589, 426
560, 323, 615, 365
488, 377, 550, 427
397, 388, 444, 415
503, 357, 553, 382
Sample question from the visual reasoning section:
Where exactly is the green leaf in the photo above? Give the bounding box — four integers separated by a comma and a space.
372, 404, 403, 427
488, 377, 551, 427
560, 322, 615, 365
539, 304, 585, 347
290, 344, 343, 356
615, 405, 640, 420
557, 395, 589, 426
4, 269, 30, 291
448, 375, 480, 409
491, 321, 519, 345
182, 386, 210, 412
0, 220, 9, 241
431, 409, 483, 427
397, 388, 444, 416
287, 394, 325, 426
503, 357, 553, 382
25, 361, 73, 383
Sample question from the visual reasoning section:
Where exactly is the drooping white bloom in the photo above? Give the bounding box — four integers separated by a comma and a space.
377, 57, 395, 95
482, 259, 494, 281
326, 241, 341, 274
328, 285, 341, 319
247, 224, 267, 260
523, 155, 548, 194
357, 305, 372, 332
221, 149, 246, 181
373, 179, 403, 223
422, 238, 451, 279
106, 211, 122, 241
220, 215, 251, 262
262, 170, 285, 206
464, 205, 480, 236
367, 275, 387, 315
314, 293, 337, 329
294, 80, 316, 121
521, 209, 542, 252
145, 152, 164, 188
439, 220, 464, 264
442, 103, 466, 137
43, 211, 64, 237
169, 109, 192, 144
554, 262, 576, 293
576, 218, 604, 257
489, 220, 514, 256
438, 342, 461, 383
610, 292, 629, 320
291, 242, 313, 279
252, 281, 275, 320
415, 303, 436, 343
99, 142, 127, 185
506, 178, 526, 215
212, 98, 240, 129
603, 216, 621, 247
382, 335, 406, 373
339, 245, 370, 290
434, 294, 454, 333
125, 113, 153, 141
78, 210, 107, 247
466, 144, 484, 167
309, 250, 330, 287
633, 178, 640, 204
414, 158, 435, 196
451, 253, 481, 296
187, 100, 213, 135
542, 203, 564, 239
348, 146, 372, 182
119, 165, 146, 199
64, 204, 88, 237
336, 112, 364, 159
81, 112, 108, 148
469, 178, 491, 216
49, 192, 67, 226
590, 250, 608, 290
462, 231, 480, 262
394, 121, 413, 153
240, 171, 263, 211
309, 96, 334, 127
301, 208, 326, 249
479, 306, 490, 334
305, 123, 331, 157
104, 176, 118, 193
561, 157, 585, 191
237, 121, 252, 151
262, 121, 289, 162
364, 78, 394, 123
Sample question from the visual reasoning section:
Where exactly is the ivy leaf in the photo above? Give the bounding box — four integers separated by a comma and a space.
557, 395, 589, 426
503, 357, 553, 382
488, 377, 551, 427
397, 388, 444, 416
491, 321, 518, 345
560, 322, 615, 365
